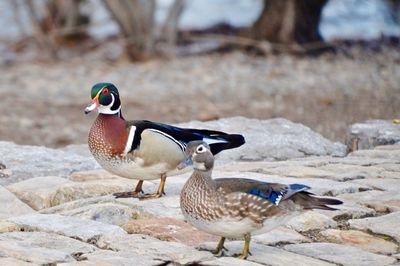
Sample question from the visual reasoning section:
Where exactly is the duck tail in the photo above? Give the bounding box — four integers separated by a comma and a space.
206, 134, 245, 155
185, 128, 245, 155
291, 191, 343, 211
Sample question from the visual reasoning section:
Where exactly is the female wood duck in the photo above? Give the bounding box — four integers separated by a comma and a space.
178, 141, 342, 259
85, 83, 245, 199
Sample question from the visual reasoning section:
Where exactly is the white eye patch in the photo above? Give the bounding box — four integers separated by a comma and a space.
196, 145, 207, 153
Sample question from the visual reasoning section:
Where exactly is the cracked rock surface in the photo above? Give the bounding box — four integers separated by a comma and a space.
0, 119, 399, 265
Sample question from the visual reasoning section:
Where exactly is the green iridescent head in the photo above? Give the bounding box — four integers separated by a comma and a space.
85, 83, 121, 115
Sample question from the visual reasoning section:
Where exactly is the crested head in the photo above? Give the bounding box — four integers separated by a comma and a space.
85, 83, 122, 115
186, 141, 214, 171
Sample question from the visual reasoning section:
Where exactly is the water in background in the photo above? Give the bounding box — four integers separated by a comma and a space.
0, 0, 399, 42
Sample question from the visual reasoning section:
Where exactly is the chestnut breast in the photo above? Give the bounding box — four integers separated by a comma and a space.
88, 114, 128, 157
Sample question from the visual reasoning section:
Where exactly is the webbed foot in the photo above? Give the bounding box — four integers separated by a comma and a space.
200, 237, 227, 257
113, 191, 142, 198
233, 233, 251, 260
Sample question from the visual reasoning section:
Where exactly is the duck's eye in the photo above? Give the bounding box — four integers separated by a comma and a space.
196, 145, 206, 153
102, 88, 109, 95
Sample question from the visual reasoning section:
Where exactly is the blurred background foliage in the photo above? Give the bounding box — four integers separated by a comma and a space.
1, 0, 400, 62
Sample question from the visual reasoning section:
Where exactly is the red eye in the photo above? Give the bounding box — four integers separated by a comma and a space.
102, 88, 109, 95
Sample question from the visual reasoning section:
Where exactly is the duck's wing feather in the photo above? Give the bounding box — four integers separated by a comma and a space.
125, 120, 245, 154
216, 178, 342, 210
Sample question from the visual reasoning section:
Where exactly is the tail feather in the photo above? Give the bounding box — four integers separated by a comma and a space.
207, 134, 245, 155
291, 192, 343, 211
185, 128, 245, 155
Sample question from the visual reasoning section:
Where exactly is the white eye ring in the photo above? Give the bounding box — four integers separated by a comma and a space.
196, 145, 207, 153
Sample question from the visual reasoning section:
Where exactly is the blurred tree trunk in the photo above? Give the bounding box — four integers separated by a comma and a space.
102, 0, 156, 61
25, 0, 59, 60
160, 0, 185, 55
43, 0, 89, 44
24, 0, 89, 60
102, 0, 184, 61
386, 0, 400, 23
251, 0, 327, 44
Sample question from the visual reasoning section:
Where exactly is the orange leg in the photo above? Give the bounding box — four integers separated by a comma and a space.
140, 174, 167, 200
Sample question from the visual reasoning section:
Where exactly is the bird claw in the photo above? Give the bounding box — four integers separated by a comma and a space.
197, 246, 227, 257
210, 246, 228, 257
113, 191, 142, 198
138, 192, 163, 200
233, 253, 248, 260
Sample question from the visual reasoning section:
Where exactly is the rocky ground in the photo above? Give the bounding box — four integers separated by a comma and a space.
0, 46, 399, 147
0, 117, 399, 265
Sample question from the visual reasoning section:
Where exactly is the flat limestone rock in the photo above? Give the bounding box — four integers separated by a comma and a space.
116, 194, 185, 220
0, 186, 35, 219
286, 211, 337, 232
6, 176, 71, 210
253, 226, 311, 245
203, 257, 264, 266
284, 242, 396, 266
0, 141, 98, 186
0, 231, 97, 257
316, 200, 376, 220
320, 229, 398, 254
97, 234, 214, 265
51, 179, 135, 206
54, 202, 144, 226
58, 250, 158, 266
352, 178, 400, 192
0, 258, 36, 266
0, 221, 18, 233
346, 120, 400, 151
340, 190, 400, 212
200, 241, 334, 266
0, 240, 74, 265
349, 148, 400, 160
69, 169, 119, 182
7, 213, 126, 242
122, 217, 218, 246
178, 117, 346, 162
349, 212, 400, 242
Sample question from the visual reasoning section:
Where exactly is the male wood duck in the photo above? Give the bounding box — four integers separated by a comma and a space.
85, 83, 245, 199
178, 141, 342, 259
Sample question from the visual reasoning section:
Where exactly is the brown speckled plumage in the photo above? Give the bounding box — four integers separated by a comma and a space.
179, 141, 342, 258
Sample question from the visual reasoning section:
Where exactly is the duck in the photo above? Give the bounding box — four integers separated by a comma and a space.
84, 83, 245, 199
178, 141, 342, 259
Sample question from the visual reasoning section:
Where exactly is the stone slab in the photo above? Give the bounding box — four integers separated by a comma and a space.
6, 176, 71, 210
122, 217, 218, 246
96, 234, 214, 265
0, 186, 35, 219
286, 211, 337, 232
253, 226, 311, 246
320, 229, 398, 254
7, 214, 126, 242
200, 241, 335, 266
284, 242, 396, 266
349, 212, 400, 242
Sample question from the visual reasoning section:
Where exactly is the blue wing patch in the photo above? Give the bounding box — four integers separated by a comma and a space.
289, 184, 310, 191
248, 188, 284, 205
248, 183, 310, 205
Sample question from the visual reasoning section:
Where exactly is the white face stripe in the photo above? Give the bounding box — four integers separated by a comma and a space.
123, 126, 136, 155
98, 94, 121, 114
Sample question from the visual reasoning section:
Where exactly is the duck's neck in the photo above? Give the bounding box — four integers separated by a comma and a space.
192, 169, 216, 190
99, 109, 124, 119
